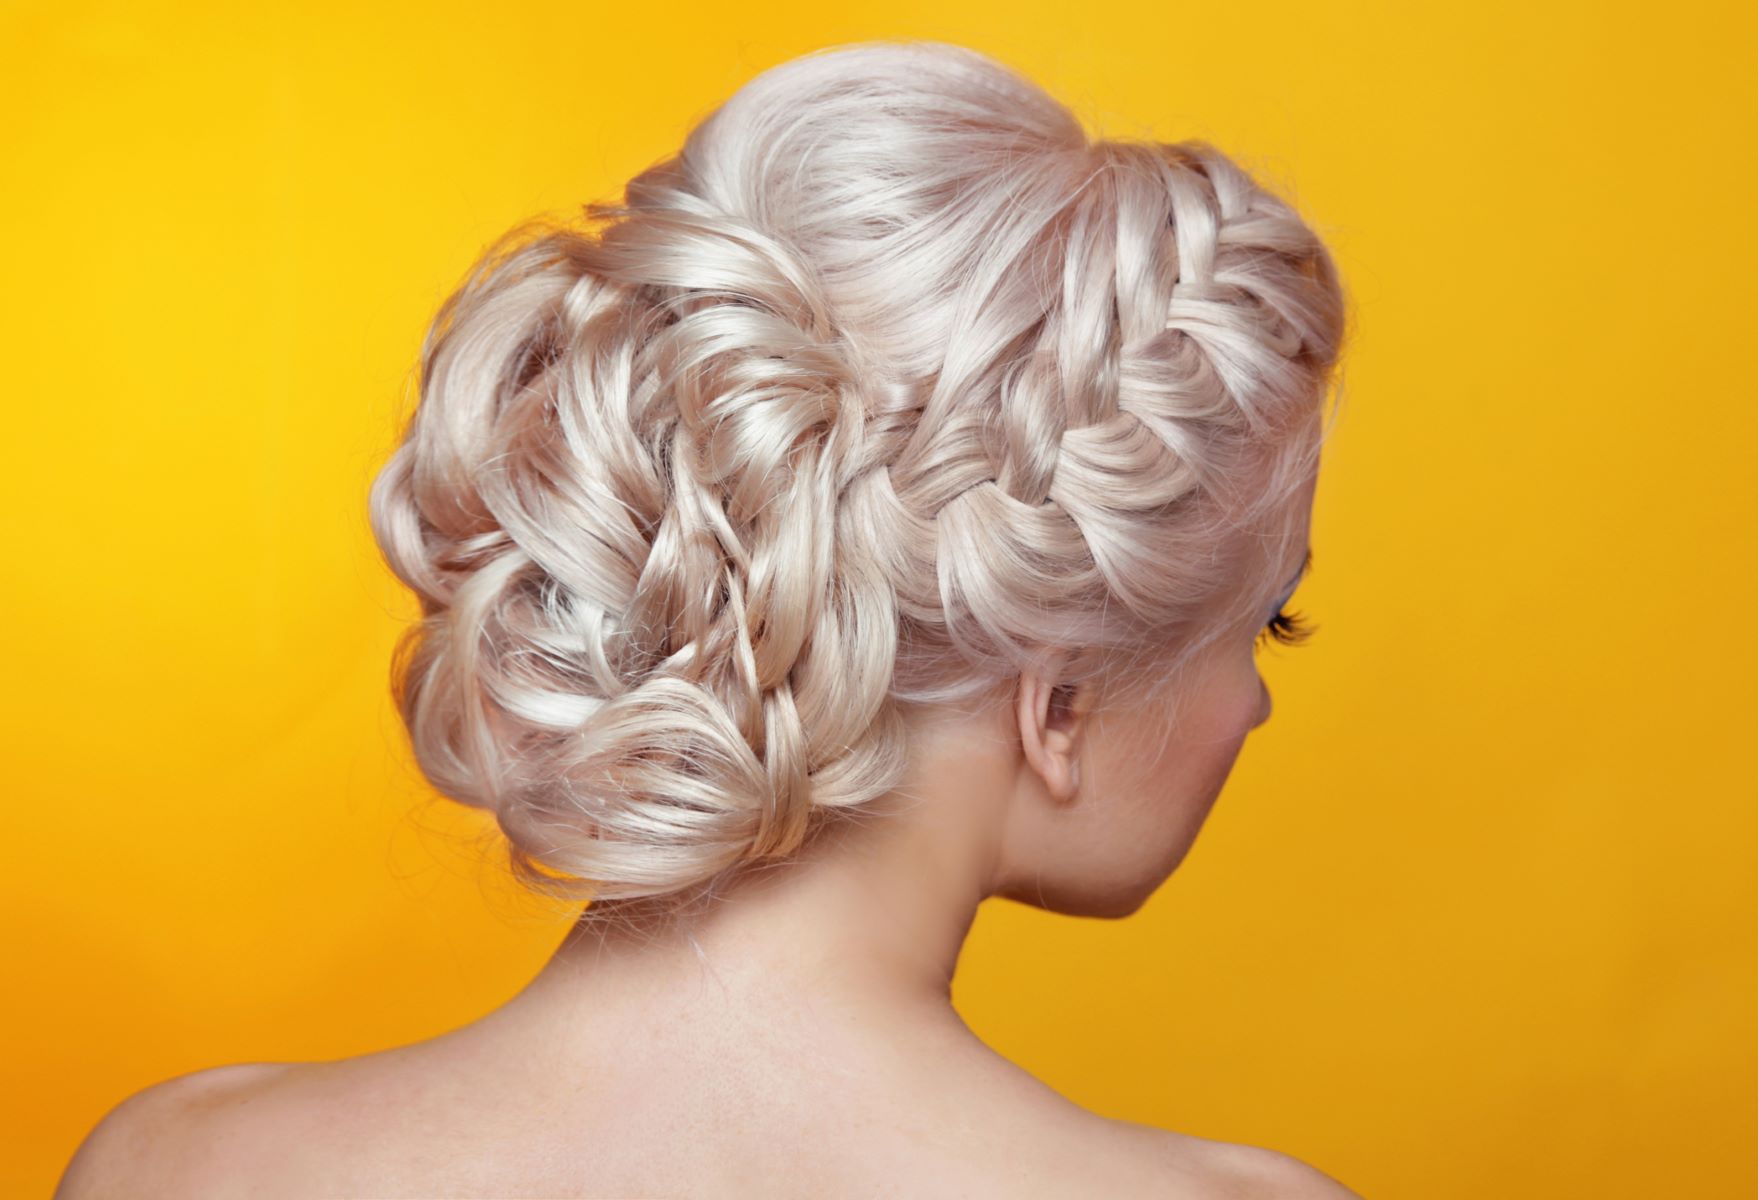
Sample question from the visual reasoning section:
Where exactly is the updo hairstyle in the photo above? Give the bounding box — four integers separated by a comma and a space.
367, 41, 1348, 920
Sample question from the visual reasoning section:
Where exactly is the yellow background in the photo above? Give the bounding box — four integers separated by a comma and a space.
6, 2, 1754, 1196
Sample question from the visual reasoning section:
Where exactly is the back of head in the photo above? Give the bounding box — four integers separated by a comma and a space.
367, 40, 1347, 922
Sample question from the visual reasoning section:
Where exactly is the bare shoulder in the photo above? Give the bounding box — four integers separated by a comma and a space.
1096, 1118, 1364, 1199
1187, 1138, 1362, 1198
55, 1061, 294, 1199
932, 1042, 1361, 1199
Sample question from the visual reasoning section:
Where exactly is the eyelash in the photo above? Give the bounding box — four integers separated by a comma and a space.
1257, 606, 1316, 650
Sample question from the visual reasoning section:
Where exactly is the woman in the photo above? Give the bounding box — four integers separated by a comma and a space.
59, 40, 1356, 1198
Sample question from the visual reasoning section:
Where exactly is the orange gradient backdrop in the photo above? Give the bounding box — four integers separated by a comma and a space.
5, 3, 1755, 1196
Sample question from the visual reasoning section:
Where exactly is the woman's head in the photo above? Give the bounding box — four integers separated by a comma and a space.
367, 40, 1347, 925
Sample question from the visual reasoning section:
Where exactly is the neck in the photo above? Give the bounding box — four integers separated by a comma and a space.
487, 713, 1014, 1049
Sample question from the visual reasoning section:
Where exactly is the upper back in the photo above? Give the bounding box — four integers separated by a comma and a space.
59, 1043, 1358, 1199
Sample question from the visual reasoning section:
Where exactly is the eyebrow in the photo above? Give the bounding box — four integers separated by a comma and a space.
1282, 547, 1313, 595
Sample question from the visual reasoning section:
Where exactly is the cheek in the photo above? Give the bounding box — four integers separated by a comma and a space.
1184, 663, 1267, 783
1106, 665, 1262, 804
1108, 666, 1265, 882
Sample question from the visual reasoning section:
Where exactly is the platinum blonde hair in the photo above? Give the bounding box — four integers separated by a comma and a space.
367, 41, 1348, 920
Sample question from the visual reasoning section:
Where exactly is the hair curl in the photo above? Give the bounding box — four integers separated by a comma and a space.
367, 40, 1348, 919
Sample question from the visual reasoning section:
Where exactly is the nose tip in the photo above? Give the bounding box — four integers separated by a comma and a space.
1253, 674, 1272, 729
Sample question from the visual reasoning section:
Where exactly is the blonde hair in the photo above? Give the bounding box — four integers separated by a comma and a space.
367, 40, 1347, 920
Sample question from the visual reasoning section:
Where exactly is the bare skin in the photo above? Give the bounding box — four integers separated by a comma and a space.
56, 471, 1359, 1198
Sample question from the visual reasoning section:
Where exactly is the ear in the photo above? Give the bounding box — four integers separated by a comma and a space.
1015, 661, 1094, 803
